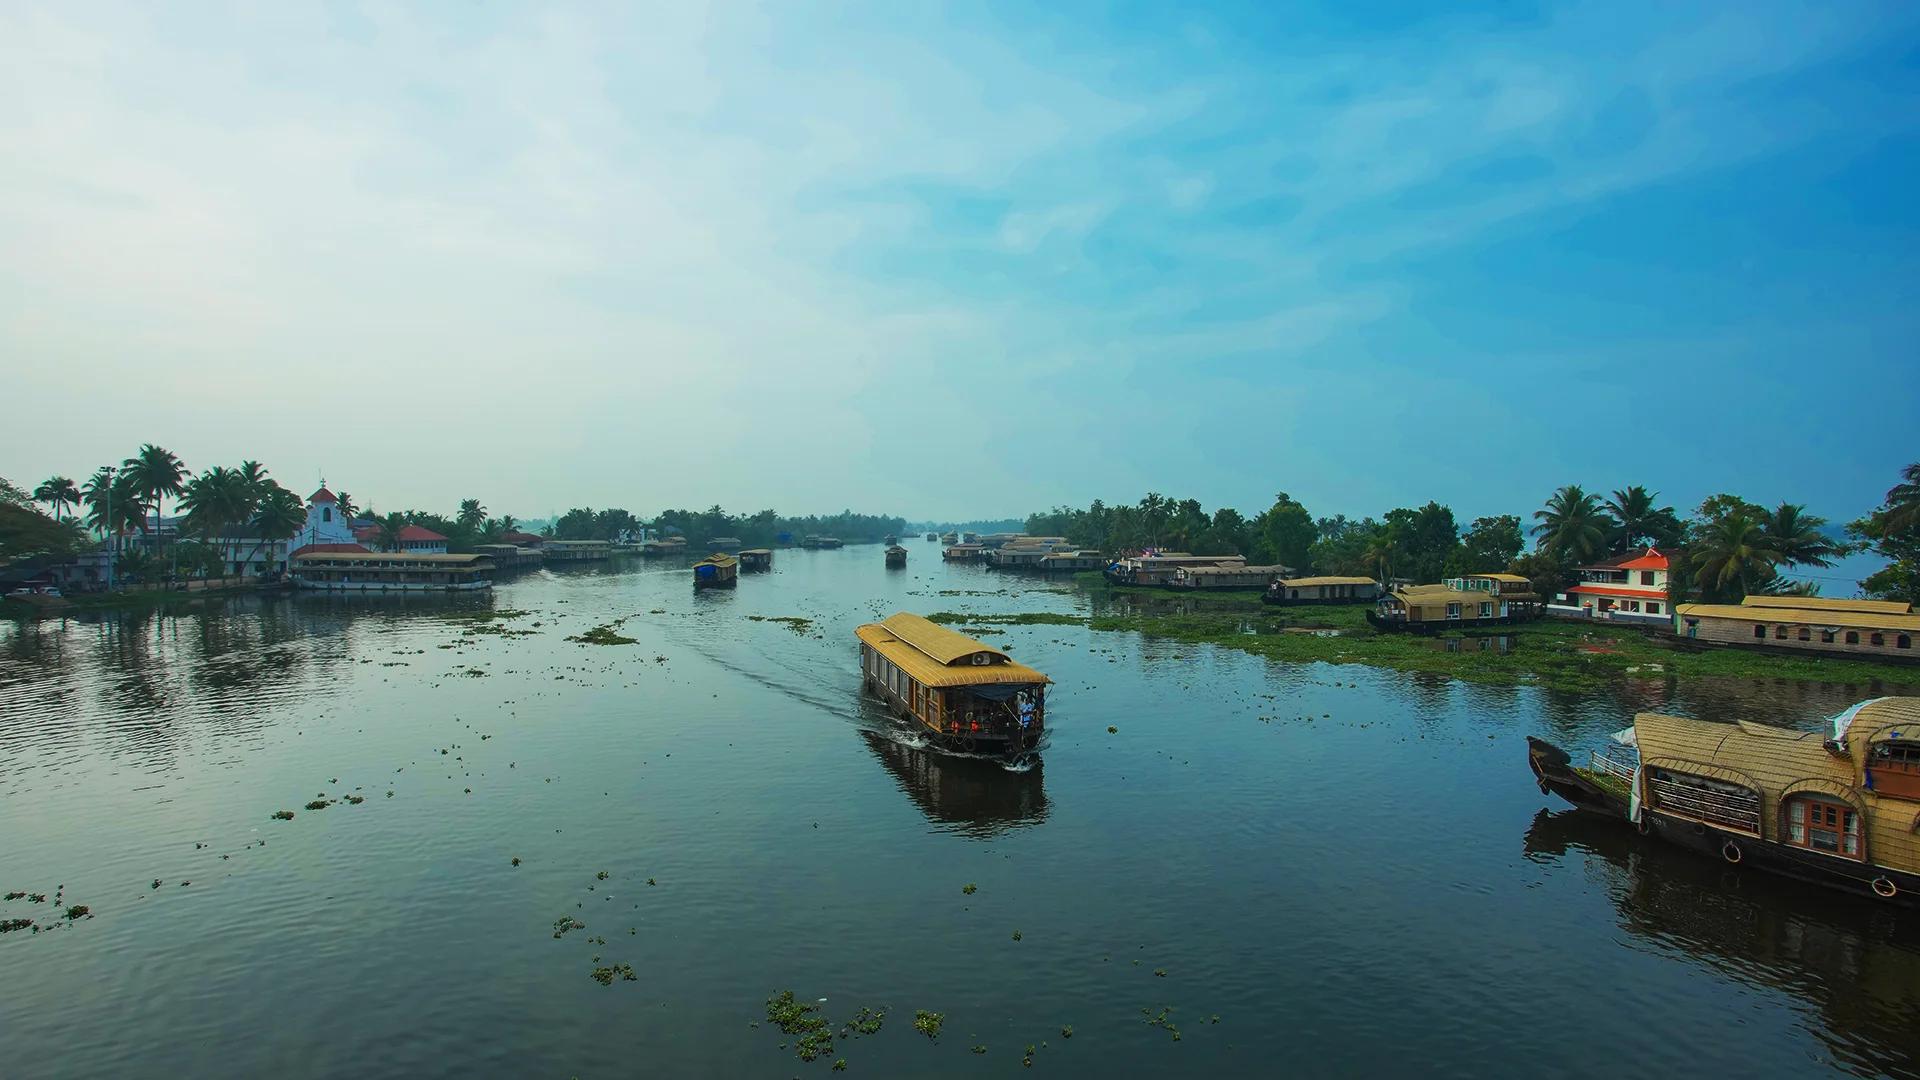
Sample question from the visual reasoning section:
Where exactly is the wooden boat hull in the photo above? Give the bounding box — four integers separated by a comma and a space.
864, 673, 1041, 759
1526, 736, 1917, 907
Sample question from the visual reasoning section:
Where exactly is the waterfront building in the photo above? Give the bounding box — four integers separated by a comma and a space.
1547, 547, 1672, 625
288, 486, 369, 558
1675, 595, 1918, 659
289, 551, 493, 592
395, 524, 449, 554
1263, 576, 1381, 605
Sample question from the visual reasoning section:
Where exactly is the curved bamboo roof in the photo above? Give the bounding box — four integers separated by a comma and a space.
855, 612, 1051, 688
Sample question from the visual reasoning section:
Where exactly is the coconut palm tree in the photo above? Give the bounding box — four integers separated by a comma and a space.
33, 476, 80, 522
178, 467, 254, 577
123, 443, 187, 554
1760, 502, 1841, 568
1606, 485, 1675, 552
458, 498, 486, 531
375, 512, 407, 553
1361, 531, 1399, 584
1882, 463, 1920, 536
82, 467, 142, 539
1532, 485, 1614, 563
244, 483, 308, 573
499, 513, 517, 533
1691, 511, 1779, 601
336, 491, 358, 521
1138, 492, 1168, 547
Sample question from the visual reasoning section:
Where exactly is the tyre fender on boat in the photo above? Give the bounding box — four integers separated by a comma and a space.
1872, 876, 1898, 899
1722, 840, 1743, 864
960, 737, 977, 753
1635, 816, 1651, 836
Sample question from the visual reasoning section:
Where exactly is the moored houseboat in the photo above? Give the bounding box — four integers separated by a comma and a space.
290, 552, 494, 592
1037, 550, 1106, 573
692, 553, 738, 588
926, 532, 939, 542
1367, 574, 1541, 632
1263, 575, 1380, 605
639, 536, 688, 557
1526, 698, 1920, 906
885, 545, 908, 568
473, 543, 545, 573
942, 543, 987, 562
940, 531, 959, 544
738, 549, 773, 572
856, 613, 1049, 758
542, 539, 612, 562
1103, 553, 1247, 587
883, 534, 897, 545
1170, 563, 1291, 591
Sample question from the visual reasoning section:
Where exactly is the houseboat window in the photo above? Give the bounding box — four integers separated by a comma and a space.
1775, 626, 1788, 639
1446, 602, 1461, 619
1872, 633, 1885, 646
1872, 741, 1920, 772
1479, 602, 1493, 618
1785, 796, 1861, 858
1797, 627, 1811, 641
1900, 635, 1913, 649
1753, 625, 1767, 638
1845, 631, 1860, 645
1645, 767, 1762, 834
1821, 630, 1836, 643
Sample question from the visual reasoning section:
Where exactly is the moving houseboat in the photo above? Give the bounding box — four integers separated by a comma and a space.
885, 545, 908, 568
801, 535, 844, 550
1526, 697, 1920, 906
290, 552, 494, 592
883, 534, 897, 545
738, 549, 773, 571
692, 553, 738, 588
856, 613, 1049, 758
1264, 575, 1381, 605
706, 536, 743, 552
1367, 574, 1541, 632
926, 532, 939, 542
542, 539, 612, 562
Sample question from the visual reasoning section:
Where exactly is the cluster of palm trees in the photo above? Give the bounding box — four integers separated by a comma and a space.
1531, 484, 1844, 601
34, 445, 310, 585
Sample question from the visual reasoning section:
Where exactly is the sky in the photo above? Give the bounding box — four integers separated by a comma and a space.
3, 1, 1917, 535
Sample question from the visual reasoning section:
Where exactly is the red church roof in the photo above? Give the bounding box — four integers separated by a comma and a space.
398, 524, 448, 542
309, 487, 338, 505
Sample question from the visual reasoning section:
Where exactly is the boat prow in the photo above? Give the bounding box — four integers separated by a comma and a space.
1526, 736, 1629, 815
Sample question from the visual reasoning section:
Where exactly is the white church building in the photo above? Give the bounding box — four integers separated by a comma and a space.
287, 486, 370, 557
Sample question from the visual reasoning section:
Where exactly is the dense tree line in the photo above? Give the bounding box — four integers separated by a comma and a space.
1028, 465, 1920, 606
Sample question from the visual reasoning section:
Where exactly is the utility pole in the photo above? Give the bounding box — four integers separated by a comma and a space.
103, 464, 116, 591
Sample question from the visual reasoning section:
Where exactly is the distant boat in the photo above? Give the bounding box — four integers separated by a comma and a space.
738, 549, 773, 572
883, 534, 898, 545
692, 553, 738, 588
926, 532, 939, 542
885, 545, 908, 568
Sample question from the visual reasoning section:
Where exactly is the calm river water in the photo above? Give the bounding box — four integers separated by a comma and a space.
3, 548, 1918, 1078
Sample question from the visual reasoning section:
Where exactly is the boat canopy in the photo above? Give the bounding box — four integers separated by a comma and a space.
855, 612, 1051, 689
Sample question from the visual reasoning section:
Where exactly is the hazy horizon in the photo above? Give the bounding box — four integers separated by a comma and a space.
5, 4, 1917, 536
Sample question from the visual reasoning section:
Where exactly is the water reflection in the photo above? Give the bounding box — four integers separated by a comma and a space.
1428, 634, 1514, 653
1525, 809, 1920, 1078
859, 730, 1049, 837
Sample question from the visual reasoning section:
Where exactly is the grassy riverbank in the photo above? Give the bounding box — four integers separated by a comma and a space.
1064, 575, 1920, 693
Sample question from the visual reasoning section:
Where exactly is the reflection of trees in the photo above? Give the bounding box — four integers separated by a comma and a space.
860, 730, 1049, 838
1525, 809, 1920, 1073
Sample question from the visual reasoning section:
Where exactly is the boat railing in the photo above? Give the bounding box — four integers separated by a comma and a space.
1588, 747, 1637, 786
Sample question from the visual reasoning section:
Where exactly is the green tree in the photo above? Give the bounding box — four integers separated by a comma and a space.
1882, 463, 1920, 536
178, 466, 256, 576
123, 444, 187, 555
458, 498, 487, 531
33, 476, 80, 522
246, 483, 307, 572
375, 512, 407, 553
1606, 486, 1680, 551
1451, 515, 1524, 574
1759, 502, 1841, 568
336, 491, 358, 521
1850, 462, 1920, 605
1532, 485, 1613, 564
1250, 493, 1316, 569
1690, 511, 1779, 602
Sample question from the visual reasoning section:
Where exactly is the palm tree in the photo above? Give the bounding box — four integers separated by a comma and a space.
178, 467, 254, 578
1532, 485, 1614, 563
123, 444, 187, 555
1138, 492, 1168, 547
1761, 502, 1841, 567
33, 476, 80, 522
1691, 511, 1779, 601
458, 498, 486, 531
499, 513, 517, 533
245, 483, 308, 573
375, 512, 407, 553
1882, 463, 1920, 536
336, 491, 358, 521
1361, 532, 1399, 584
1606, 485, 1673, 551
83, 467, 141, 539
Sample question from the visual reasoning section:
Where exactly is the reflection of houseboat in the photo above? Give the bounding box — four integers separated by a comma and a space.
859, 731, 1049, 837
692, 553, 738, 588
738, 549, 773, 572
290, 552, 494, 592
856, 613, 1049, 758
942, 543, 986, 562
1526, 697, 1920, 906
885, 545, 908, 568
1264, 575, 1380, 605
1367, 574, 1540, 632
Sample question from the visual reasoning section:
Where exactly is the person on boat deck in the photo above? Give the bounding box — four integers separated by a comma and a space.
1017, 695, 1035, 729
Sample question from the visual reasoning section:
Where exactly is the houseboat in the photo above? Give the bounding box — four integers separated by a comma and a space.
706, 536, 744, 552
1103, 553, 1248, 588
1037, 550, 1107, 573
885, 545, 908, 568
856, 612, 1049, 758
940, 532, 959, 545
473, 543, 545, 573
883, 534, 898, 545
942, 543, 987, 562
542, 539, 612, 562
926, 532, 939, 542
1367, 574, 1541, 632
289, 551, 494, 592
800, 535, 844, 550
692, 553, 738, 588
1526, 697, 1920, 906
738, 549, 773, 572
1263, 576, 1380, 605
639, 537, 688, 557
1170, 563, 1290, 591
1674, 595, 1917, 662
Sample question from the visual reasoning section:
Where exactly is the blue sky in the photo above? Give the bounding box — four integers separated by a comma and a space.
2, 2, 1916, 540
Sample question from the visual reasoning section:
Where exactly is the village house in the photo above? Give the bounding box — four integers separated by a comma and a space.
1547, 546, 1671, 626
1675, 595, 1918, 660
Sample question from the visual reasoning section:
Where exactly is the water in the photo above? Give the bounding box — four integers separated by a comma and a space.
3, 549, 1917, 1078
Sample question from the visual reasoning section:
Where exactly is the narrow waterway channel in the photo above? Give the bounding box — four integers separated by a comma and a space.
3, 548, 1916, 1078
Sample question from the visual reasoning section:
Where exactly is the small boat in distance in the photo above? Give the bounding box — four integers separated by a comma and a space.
883, 533, 897, 545
738, 549, 773, 572
926, 532, 939, 542
1527, 698, 1920, 906
856, 613, 1048, 758
940, 531, 958, 544
885, 545, 908, 568
692, 553, 738, 588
